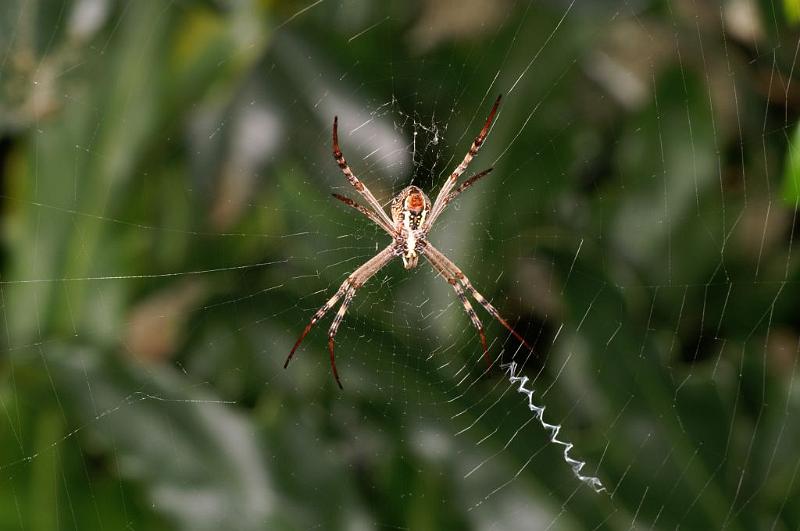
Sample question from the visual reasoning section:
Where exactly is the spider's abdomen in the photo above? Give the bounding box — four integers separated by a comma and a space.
391, 185, 431, 269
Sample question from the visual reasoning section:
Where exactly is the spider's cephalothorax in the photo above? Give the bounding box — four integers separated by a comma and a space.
285, 95, 531, 389
390, 185, 431, 269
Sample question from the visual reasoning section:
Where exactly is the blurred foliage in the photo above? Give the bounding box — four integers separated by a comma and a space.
785, 0, 800, 25
2, 0, 800, 529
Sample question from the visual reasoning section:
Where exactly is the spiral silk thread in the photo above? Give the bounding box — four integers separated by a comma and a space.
502, 361, 605, 493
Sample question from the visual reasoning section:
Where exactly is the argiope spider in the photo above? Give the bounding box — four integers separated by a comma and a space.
284, 95, 531, 389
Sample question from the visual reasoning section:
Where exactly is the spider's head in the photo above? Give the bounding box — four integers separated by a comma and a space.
391, 186, 431, 269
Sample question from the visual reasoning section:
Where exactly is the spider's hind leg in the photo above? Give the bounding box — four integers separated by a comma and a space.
450, 278, 492, 368
326, 287, 357, 389
283, 280, 354, 390
458, 277, 531, 351
423, 247, 493, 369
284, 244, 396, 389
423, 243, 531, 358
284, 281, 351, 369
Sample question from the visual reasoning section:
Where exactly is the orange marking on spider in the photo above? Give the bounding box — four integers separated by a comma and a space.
406, 192, 424, 211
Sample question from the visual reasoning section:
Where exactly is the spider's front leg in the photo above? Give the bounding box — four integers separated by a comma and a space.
425, 95, 501, 230
332, 116, 395, 230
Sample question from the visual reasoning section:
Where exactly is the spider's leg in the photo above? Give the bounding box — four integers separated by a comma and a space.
424, 249, 491, 367
324, 244, 396, 388
333, 117, 395, 229
284, 281, 349, 369
459, 277, 531, 350
451, 278, 491, 367
285, 244, 397, 388
425, 243, 531, 351
332, 193, 394, 235
326, 287, 356, 389
425, 95, 501, 231
445, 167, 493, 205
426, 167, 494, 219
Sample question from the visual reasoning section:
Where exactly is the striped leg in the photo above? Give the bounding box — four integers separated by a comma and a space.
451, 279, 490, 367
284, 283, 349, 369
327, 287, 356, 389
424, 247, 491, 367
331, 193, 394, 235
460, 277, 530, 349
425, 95, 502, 230
333, 117, 395, 229
445, 167, 493, 205
424, 243, 531, 351
426, 167, 494, 219
285, 245, 396, 389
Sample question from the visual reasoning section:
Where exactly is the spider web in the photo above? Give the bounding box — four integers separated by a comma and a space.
1, 0, 800, 529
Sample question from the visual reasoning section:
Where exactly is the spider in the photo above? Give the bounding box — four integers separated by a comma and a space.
284, 95, 531, 389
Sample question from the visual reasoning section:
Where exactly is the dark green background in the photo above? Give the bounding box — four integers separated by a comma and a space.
2, 1, 800, 529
